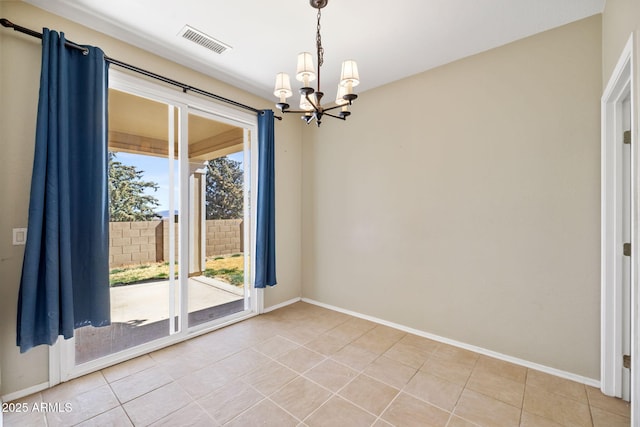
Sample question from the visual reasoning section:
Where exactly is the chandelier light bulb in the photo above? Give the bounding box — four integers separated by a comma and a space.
335, 84, 349, 106
273, 73, 293, 102
340, 60, 360, 88
300, 93, 315, 111
296, 52, 316, 87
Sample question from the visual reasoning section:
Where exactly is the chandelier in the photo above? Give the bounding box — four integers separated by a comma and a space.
273, 0, 360, 127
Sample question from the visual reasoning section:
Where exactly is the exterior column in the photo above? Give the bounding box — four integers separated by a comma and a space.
189, 161, 207, 275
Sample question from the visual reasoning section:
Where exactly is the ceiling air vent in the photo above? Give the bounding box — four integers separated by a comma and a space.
179, 25, 232, 54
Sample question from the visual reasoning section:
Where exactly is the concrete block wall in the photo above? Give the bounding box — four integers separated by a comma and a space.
109, 219, 243, 268
109, 221, 163, 268
206, 219, 243, 257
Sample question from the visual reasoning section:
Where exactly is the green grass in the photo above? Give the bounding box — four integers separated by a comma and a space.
203, 255, 244, 287
204, 267, 243, 286
109, 263, 173, 286
109, 254, 244, 287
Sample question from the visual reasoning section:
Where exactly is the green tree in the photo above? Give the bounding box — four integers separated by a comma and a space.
206, 156, 244, 219
108, 152, 161, 221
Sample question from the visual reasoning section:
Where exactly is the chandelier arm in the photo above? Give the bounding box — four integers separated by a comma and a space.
281, 109, 313, 114
322, 103, 348, 112
323, 112, 347, 120
305, 92, 321, 111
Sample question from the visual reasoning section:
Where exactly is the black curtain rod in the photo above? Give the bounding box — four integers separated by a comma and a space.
1, 18, 270, 116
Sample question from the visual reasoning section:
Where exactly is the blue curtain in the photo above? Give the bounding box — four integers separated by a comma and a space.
17, 29, 110, 353
255, 110, 277, 288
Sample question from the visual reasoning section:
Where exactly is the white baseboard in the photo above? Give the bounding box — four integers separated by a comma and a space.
302, 298, 600, 388
263, 297, 301, 313
1, 381, 50, 403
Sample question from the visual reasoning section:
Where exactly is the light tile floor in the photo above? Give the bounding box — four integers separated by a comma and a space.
4, 302, 631, 426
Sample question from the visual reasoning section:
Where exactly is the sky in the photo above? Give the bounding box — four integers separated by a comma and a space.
114, 151, 244, 213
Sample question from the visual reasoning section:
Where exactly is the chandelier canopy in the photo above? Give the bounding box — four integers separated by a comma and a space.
273, 0, 360, 127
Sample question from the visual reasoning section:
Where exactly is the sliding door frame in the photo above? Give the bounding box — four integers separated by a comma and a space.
51, 69, 262, 384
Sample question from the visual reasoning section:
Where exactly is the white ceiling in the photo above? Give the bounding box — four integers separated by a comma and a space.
22, 0, 605, 103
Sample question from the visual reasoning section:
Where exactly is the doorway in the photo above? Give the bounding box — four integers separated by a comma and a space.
53, 70, 260, 381
601, 34, 635, 407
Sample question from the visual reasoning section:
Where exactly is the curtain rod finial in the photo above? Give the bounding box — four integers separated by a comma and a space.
1, 18, 14, 28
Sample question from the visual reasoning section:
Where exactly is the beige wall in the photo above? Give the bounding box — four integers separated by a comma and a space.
601, 0, 640, 287
602, 0, 640, 88
302, 15, 603, 379
0, 1, 302, 397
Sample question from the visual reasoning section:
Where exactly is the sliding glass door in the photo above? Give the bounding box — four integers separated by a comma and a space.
57, 70, 258, 380
186, 110, 252, 328
74, 89, 182, 364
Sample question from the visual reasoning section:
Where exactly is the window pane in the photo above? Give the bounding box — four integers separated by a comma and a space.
187, 112, 247, 328
75, 89, 180, 363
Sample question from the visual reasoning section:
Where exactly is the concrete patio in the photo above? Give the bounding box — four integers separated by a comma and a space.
75, 277, 245, 364
110, 276, 244, 325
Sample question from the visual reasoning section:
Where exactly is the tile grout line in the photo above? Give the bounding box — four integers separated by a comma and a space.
296, 360, 364, 425
216, 380, 268, 425
373, 389, 403, 427
141, 380, 195, 427
60, 370, 128, 427
331, 370, 388, 423
234, 339, 332, 425
362, 343, 438, 426
190, 397, 219, 426
266, 394, 324, 426
100, 369, 129, 425
222, 346, 348, 427
585, 382, 596, 427
447, 349, 480, 425
517, 368, 529, 427
525, 369, 626, 426
305, 325, 451, 424
348, 336, 466, 425
293, 333, 406, 425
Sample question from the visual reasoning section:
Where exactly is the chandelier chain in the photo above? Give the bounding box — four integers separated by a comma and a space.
316, 7, 324, 68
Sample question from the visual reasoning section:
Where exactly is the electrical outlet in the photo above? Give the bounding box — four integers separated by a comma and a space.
13, 228, 27, 245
